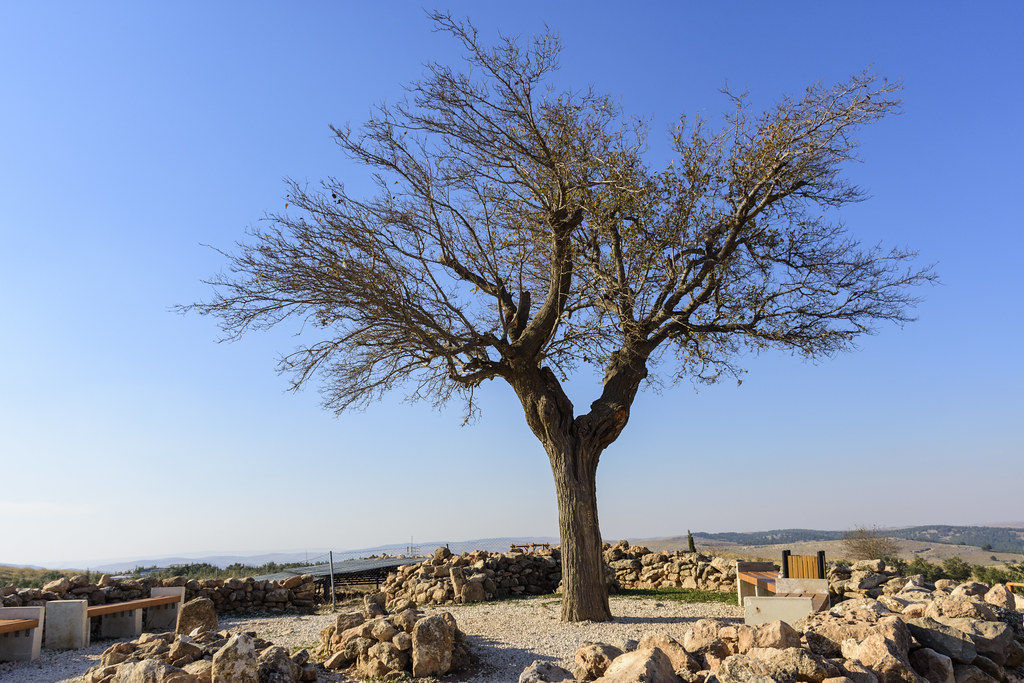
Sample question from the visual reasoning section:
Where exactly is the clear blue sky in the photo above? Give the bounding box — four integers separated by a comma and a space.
2, 2, 1021, 568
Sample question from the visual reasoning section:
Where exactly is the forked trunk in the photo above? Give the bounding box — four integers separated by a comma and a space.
551, 446, 611, 622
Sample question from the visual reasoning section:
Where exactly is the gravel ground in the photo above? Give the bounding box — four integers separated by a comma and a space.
0, 595, 741, 683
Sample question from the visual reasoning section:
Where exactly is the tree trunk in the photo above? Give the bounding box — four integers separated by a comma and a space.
551, 444, 611, 622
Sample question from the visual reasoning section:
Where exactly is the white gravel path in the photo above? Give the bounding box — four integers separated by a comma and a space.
0, 595, 741, 682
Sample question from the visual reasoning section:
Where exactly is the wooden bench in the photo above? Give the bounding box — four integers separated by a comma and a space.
0, 619, 39, 635
46, 587, 185, 649
737, 561, 778, 606
738, 551, 830, 626
0, 607, 44, 662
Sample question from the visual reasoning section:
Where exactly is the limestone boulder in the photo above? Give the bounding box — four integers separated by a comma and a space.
370, 618, 399, 642
363, 592, 387, 618
982, 585, 1016, 611
753, 620, 802, 650
461, 579, 487, 603
906, 618, 977, 664
411, 614, 455, 677
925, 597, 996, 622
934, 617, 1014, 666
280, 575, 305, 590
257, 645, 301, 683
594, 647, 676, 682
167, 636, 204, 667
908, 648, 954, 683
519, 660, 575, 682
841, 632, 925, 683
950, 663, 998, 683
112, 659, 187, 682
745, 646, 842, 682
43, 577, 72, 594
950, 583, 988, 600
637, 632, 698, 672
176, 597, 218, 636
576, 642, 625, 680
212, 632, 258, 683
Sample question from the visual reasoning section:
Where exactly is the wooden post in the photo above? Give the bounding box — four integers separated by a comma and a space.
816, 551, 826, 579
329, 551, 336, 613
781, 550, 791, 579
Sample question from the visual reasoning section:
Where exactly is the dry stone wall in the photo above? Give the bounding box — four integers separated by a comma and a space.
0, 572, 317, 614
381, 542, 740, 608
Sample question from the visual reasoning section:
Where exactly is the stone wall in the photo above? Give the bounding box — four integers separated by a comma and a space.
381, 546, 563, 607
0, 573, 317, 614
380, 542, 741, 608
604, 540, 738, 593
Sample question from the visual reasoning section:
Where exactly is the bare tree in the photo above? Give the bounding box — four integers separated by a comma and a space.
842, 526, 902, 561
183, 14, 935, 621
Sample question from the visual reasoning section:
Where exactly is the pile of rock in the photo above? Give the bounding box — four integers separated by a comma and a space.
1, 573, 317, 614
318, 592, 468, 680
381, 545, 562, 606
184, 574, 317, 613
521, 578, 1024, 683
82, 598, 317, 683
827, 558, 924, 601
604, 540, 737, 593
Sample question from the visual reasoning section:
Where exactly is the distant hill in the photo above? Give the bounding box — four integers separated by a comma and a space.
87, 536, 559, 573
692, 526, 1024, 555
888, 526, 1024, 554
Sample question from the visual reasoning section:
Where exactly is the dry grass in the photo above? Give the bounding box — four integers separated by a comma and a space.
639, 537, 1022, 566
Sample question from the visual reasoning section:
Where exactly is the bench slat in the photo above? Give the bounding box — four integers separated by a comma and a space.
87, 595, 181, 617
0, 618, 39, 635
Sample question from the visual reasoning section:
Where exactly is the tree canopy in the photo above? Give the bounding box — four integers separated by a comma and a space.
186, 13, 934, 621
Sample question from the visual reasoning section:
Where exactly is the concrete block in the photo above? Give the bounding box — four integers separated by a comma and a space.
776, 578, 828, 594
44, 600, 90, 650
0, 606, 44, 662
146, 587, 185, 631
744, 596, 815, 627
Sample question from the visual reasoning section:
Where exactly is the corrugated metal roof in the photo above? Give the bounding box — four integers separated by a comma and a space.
254, 556, 424, 582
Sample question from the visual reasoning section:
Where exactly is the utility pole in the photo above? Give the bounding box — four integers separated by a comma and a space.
329, 551, 336, 612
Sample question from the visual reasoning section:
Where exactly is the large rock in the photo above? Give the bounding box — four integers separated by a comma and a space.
841, 632, 924, 683
925, 598, 996, 622
950, 663, 998, 683
460, 579, 487, 603
934, 618, 1014, 666
745, 647, 842, 682
113, 659, 186, 682
257, 645, 301, 683
908, 648, 954, 683
594, 647, 677, 682
799, 609, 890, 658
982, 585, 1016, 611
212, 632, 258, 683
43, 577, 72, 594
576, 642, 625, 680
754, 620, 802, 650
637, 632, 697, 673
411, 614, 455, 677
176, 597, 218, 636
519, 660, 575, 682
906, 618, 977, 664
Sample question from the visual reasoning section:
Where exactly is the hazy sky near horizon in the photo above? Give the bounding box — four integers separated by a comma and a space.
2, 2, 1021, 568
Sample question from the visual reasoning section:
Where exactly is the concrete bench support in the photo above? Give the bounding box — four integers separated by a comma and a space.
44, 599, 90, 650
736, 561, 777, 607
98, 605, 142, 639
145, 587, 185, 631
0, 607, 44, 662
744, 595, 817, 626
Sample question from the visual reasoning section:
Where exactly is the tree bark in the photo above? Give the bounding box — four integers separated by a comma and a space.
551, 443, 611, 621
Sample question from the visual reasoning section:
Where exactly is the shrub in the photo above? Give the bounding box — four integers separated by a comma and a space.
842, 525, 901, 561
